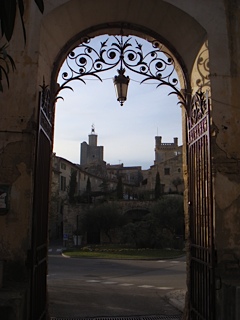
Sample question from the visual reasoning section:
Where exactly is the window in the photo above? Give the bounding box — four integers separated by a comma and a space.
178, 168, 181, 173
164, 168, 170, 175
61, 163, 66, 170
60, 176, 66, 191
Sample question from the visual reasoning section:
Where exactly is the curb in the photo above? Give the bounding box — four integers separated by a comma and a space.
164, 290, 186, 313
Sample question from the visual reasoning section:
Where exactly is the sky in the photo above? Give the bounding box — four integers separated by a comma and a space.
53, 35, 183, 170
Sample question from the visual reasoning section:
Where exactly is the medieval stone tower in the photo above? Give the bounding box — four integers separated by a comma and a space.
154, 136, 182, 164
80, 125, 104, 166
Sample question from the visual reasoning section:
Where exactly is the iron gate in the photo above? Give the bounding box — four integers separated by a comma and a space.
31, 82, 53, 320
188, 91, 215, 320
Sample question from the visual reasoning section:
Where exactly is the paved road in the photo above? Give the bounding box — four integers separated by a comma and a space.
48, 248, 186, 318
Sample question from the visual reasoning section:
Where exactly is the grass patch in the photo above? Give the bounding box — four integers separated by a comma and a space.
63, 244, 184, 259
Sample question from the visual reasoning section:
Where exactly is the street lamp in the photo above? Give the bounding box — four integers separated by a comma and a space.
113, 68, 130, 106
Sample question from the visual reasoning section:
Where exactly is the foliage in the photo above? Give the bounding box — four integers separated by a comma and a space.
81, 203, 126, 243
120, 215, 172, 249
154, 171, 161, 200
0, 44, 16, 91
99, 178, 109, 194
151, 195, 184, 236
68, 170, 77, 204
172, 177, 183, 193
63, 245, 184, 259
116, 175, 123, 199
0, 0, 44, 42
0, 0, 44, 91
120, 195, 185, 249
86, 177, 92, 203
86, 177, 91, 194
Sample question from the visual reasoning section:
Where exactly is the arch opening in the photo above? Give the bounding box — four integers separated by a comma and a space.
38, 5, 211, 319
47, 25, 189, 318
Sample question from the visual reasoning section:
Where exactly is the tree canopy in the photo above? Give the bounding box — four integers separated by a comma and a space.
68, 170, 77, 204
116, 175, 123, 199
81, 203, 126, 243
172, 177, 183, 193
154, 171, 161, 199
120, 195, 184, 249
151, 195, 184, 236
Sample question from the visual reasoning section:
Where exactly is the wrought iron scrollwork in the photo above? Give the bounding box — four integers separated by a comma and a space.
39, 80, 55, 124
190, 91, 209, 125
57, 35, 187, 107
39, 79, 54, 138
195, 41, 210, 92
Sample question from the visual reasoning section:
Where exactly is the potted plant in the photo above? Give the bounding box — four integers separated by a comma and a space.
73, 229, 82, 246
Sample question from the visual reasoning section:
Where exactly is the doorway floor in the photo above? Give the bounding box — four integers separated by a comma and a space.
50, 315, 182, 320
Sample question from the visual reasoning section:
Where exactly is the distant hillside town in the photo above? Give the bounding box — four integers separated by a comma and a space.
50, 125, 184, 241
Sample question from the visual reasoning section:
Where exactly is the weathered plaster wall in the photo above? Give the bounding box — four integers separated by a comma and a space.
38, 0, 207, 89
213, 0, 240, 257
0, 135, 33, 259
0, 1, 42, 279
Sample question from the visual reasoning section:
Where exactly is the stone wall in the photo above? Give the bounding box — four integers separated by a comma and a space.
62, 200, 153, 244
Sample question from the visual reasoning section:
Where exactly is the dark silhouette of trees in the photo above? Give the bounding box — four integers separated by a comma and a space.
121, 195, 184, 249
172, 177, 183, 193
68, 170, 77, 204
154, 171, 161, 199
116, 176, 123, 199
86, 177, 92, 203
99, 178, 109, 195
81, 203, 126, 243
151, 195, 184, 236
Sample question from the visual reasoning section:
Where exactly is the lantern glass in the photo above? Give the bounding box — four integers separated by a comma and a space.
113, 69, 130, 106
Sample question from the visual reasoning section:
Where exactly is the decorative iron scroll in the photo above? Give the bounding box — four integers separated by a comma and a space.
188, 91, 210, 145
188, 91, 209, 126
57, 36, 187, 106
39, 80, 54, 139
195, 41, 210, 91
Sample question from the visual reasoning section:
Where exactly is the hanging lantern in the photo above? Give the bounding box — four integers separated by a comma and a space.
113, 68, 130, 106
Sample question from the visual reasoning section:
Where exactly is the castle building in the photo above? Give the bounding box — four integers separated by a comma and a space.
141, 136, 183, 196
154, 136, 182, 163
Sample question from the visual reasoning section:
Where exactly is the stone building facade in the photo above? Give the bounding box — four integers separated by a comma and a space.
141, 136, 184, 197
50, 153, 119, 241
106, 163, 143, 187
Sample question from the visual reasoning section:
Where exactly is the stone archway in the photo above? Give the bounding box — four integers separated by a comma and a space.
1, 1, 239, 320
38, 0, 207, 90
40, 8, 205, 320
